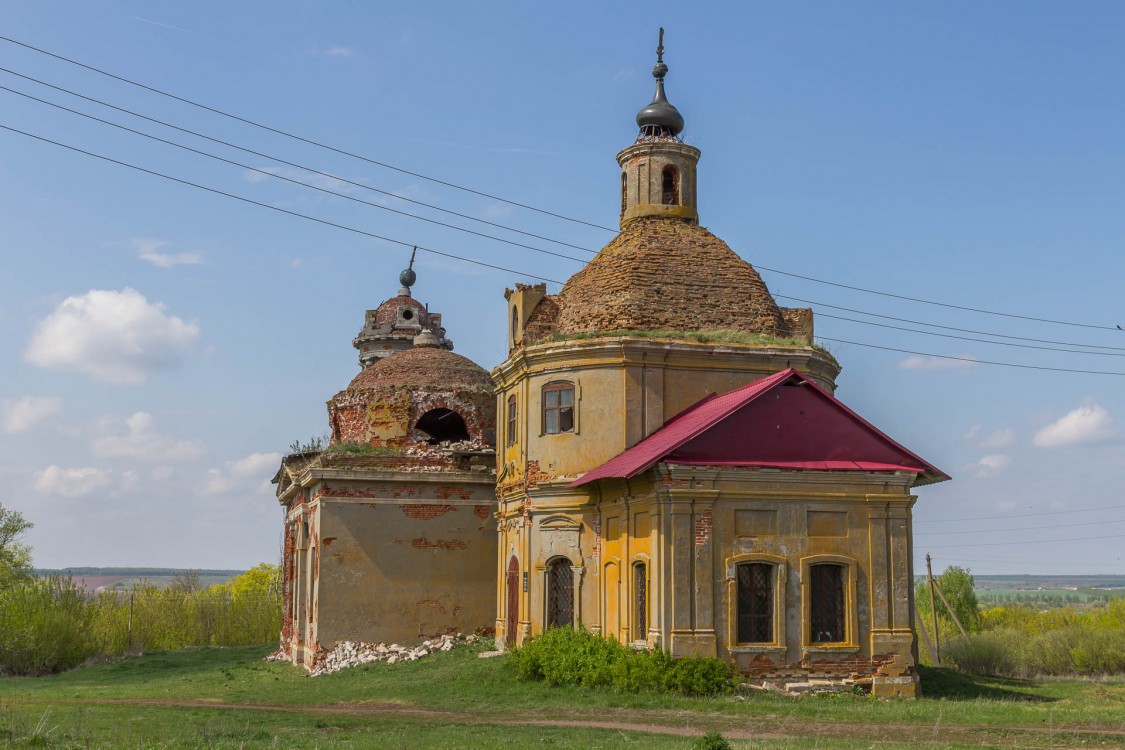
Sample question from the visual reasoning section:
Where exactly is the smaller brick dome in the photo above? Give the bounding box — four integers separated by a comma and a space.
372, 294, 427, 327
347, 346, 491, 392
329, 347, 495, 449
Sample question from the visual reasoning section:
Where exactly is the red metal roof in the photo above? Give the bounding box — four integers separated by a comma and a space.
569, 368, 949, 487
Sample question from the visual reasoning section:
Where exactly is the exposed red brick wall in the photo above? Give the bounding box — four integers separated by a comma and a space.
410, 537, 469, 550
694, 508, 712, 546
401, 504, 457, 520
473, 504, 492, 519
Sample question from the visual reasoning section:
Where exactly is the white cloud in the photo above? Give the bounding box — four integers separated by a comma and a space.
92, 412, 205, 462
132, 238, 203, 268
2, 396, 61, 433
242, 166, 362, 194
963, 425, 1015, 449
324, 46, 354, 57
151, 466, 175, 481
24, 288, 200, 384
996, 499, 1018, 511
201, 451, 282, 496
1033, 400, 1119, 448
34, 465, 112, 497
898, 355, 977, 371
969, 454, 1011, 478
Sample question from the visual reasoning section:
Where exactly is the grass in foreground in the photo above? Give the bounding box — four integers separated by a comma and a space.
0, 644, 1122, 749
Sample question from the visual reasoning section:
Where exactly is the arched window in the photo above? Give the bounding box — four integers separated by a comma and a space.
620, 172, 628, 215
546, 557, 574, 628
542, 382, 575, 434
809, 563, 846, 644
633, 561, 647, 641
661, 165, 680, 205
511, 305, 520, 340
415, 408, 470, 444
506, 395, 517, 446
736, 562, 774, 643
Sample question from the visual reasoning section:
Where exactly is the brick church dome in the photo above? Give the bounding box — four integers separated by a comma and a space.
553, 216, 790, 337
346, 346, 492, 393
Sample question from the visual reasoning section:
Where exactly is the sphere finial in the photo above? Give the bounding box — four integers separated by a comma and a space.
398, 246, 417, 292
636, 27, 684, 138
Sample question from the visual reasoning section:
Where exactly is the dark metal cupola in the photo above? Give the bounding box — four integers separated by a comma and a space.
635, 28, 685, 139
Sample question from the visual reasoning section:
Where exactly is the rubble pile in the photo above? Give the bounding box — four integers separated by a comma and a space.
307, 633, 482, 676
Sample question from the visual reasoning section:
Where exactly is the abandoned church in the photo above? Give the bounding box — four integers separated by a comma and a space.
272, 35, 949, 698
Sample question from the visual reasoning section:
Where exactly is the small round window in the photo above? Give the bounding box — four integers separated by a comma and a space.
402, 309, 414, 320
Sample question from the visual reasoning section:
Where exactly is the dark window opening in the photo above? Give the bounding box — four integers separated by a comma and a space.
661, 166, 680, 205
415, 408, 470, 444
546, 557, 574, 628
810, 564, 846, 643
402, 308, 414, 321
511, 306, 519, 340
506, 556, 519, 646
506, 395, 517, 446
620, 172, 627, 215
634, 562, 647, 640
736, 562, 774, 643
543, 382, 575, 434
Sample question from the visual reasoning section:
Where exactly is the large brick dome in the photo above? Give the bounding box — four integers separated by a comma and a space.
553, 216, 791, 337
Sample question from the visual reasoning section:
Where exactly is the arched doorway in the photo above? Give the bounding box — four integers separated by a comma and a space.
546, 557, 573, 629
506, 556, 520, 646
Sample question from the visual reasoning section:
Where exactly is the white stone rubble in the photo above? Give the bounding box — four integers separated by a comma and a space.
304, 633, 481, 676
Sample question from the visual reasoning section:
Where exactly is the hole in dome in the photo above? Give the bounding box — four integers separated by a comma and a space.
415, 408, 470, 444
402, 309, 415, 321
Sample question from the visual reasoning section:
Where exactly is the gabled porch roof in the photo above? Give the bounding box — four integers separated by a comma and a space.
569, 368, 949, 487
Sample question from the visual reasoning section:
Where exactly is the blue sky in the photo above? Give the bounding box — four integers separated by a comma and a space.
0, 2, 1122, 574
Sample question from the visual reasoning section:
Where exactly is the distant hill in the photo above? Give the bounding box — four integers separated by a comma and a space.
34, 567, 246, 594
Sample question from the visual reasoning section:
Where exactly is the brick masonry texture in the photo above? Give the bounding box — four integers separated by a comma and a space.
694, 508, 712, 546
550, 216, 794, 337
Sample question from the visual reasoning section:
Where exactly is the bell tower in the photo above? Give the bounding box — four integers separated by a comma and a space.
617, 28, 701, 227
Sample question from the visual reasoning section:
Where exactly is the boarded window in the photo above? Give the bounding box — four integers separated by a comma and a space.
810, 564, 846, 643
547, 557, 573, 628
633, 561, 647, 640
506, 556, 519, 646
506, 395, 517, 446
661, 165, 680, 205
736, 563, 774, 643
542, 382, 575, 434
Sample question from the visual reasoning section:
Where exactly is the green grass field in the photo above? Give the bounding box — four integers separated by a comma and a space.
1, 644, 1123, 749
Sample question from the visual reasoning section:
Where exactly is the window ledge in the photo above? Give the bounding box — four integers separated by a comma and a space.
729, 645, 786, 654
803, 644, 860, 654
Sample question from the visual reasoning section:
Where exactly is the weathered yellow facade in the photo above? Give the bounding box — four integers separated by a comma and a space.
490, 40, 945, 697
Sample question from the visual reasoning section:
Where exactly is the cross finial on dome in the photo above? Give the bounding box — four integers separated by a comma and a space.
636, 27, 684, 138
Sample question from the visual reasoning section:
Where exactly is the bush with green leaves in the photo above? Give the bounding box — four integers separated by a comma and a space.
512, 626, 732, 696
693, 731, 733, 750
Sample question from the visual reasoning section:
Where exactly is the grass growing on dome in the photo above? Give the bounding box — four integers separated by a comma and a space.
325, 442, 401, 455
544, 328, 827, 351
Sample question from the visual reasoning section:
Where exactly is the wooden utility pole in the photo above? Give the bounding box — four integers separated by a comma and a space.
933, 578, 970, 639
926, 554, 941, 666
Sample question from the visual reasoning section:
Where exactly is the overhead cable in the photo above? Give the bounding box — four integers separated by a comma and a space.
0, 83, 585, 263
815, 337, 1125, 376
0, 122, 564, 284
0, 35, 619, 233
0, 65, 596, 254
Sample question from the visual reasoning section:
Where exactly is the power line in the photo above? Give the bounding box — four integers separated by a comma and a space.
924, 503, 1125, 523
777, 294, 1125, 352
928, 532, 1125, 548
4, 34, 1120, 335
0, 65, 596, 255
815, 336, 1125, 376
0, 35, 619, 233
0, 82, 586, 264
916, 517, 1125, 536
760, 265, 1120, 332
815, 310, 1125, 358
0, 122, 565, 284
